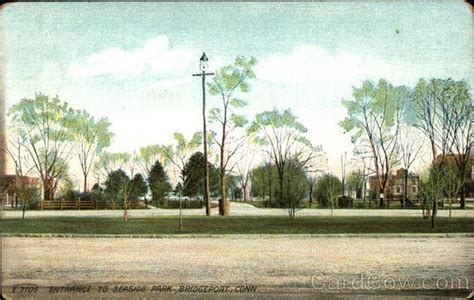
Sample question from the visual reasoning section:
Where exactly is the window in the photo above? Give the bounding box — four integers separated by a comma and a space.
412, 186, 417, 193
396, 187, 401, 194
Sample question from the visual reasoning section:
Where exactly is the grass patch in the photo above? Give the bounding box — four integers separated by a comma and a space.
2, 216, 473, 235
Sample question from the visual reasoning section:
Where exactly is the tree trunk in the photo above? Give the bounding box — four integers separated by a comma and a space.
83, 173, 88, 193
431, 197, 437, 228
379, 187, 384, 208
403, 171, 408, 209
43, 178, 55, 201
460, 184, 465, 209
242, 183, 248, 202
309, 185, 313, 208
448, 197, 452, 218
219, 168, 228, 216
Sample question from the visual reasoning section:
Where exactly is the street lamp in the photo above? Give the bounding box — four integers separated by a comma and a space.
193, 52, 214, 216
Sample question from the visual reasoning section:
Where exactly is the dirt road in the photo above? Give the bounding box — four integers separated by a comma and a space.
2, 236, 472, 298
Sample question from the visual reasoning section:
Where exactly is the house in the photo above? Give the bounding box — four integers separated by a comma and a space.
368, 168, 419, 206
0, 175, 40, 207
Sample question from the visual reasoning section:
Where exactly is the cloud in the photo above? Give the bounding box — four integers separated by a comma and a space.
67, 35, 194, 78
255, 45, 414, 86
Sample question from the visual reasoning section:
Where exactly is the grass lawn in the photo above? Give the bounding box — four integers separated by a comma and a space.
2, 216, 473, 235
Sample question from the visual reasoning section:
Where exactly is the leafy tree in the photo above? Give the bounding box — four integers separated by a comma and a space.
161, 132, 205, 209
276, 160, 308, 219
423, 161, 447, 228
411, 78, 472, 209
208, 56, 257, 216
8, 93, 76, 200
130, 173, 148, 201
104, 169, 130, 203
148, 160, 172, 206
339, 80, 407, 207
248, 108, 316, 212
346, 171, 364, 200
250, 162, 278, 206
444, 165, 461, 218
72, 110, 113, 192
314, 174, 342, 214
91, 183, 102, 192
226, 174, 242, 201
182, 151, 219, 198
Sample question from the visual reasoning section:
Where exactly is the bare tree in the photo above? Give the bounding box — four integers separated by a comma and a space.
6, 125, 39, 218
340, 80, 407, 207
208, 56, 257, 216
8, 94, 76, 201
233, 142, 258, 202
248, 108, 316, 216
397, 125, 425, 208
412, 78, 472, 209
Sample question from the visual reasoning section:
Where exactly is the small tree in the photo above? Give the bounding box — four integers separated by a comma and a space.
346, 171, 364, 200
250, 162, 277, 206
425, 161, 447, 228
444, 166, 461, 218
314, 174, 342, 216
279, 160, 308, 219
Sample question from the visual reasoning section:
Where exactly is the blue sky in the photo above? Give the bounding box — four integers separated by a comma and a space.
2, 2, 472, 175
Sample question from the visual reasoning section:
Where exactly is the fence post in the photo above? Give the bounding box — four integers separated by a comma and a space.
77, 197, 81, 210
60, 198, 63, 210
94, 198, 97, 209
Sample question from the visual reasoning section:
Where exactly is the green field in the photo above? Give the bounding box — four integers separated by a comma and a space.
2, 216, 474, 235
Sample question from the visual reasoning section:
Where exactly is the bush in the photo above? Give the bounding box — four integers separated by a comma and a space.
167, 200, 204, 209
338, 196, 354, 208
314, 174, 342, 208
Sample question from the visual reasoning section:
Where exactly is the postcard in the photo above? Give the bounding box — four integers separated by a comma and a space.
1, 2, 472, 299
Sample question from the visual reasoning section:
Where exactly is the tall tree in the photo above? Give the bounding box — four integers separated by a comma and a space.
340, 80, 407, 207
248, 109, 316, 210
412, 78, 472, 208
72, 110, 113, 192
130, 173, 148, 201
138, 145, 168, 179
208, 55, 257, 216
8, 93, 76, 201
148, 160, 172, 206
182, 151, 219, 198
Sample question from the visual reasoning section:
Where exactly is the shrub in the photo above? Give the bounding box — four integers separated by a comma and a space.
338, 195, 354, 208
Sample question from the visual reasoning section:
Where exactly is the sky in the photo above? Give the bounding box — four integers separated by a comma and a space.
1, 2, 472, 180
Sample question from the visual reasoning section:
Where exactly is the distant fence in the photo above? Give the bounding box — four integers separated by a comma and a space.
41, 199, 144, 210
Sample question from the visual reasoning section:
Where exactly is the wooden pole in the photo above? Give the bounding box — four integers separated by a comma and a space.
194, 70, 214, 216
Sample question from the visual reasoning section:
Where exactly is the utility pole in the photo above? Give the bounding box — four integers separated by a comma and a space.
341, 152, 347, 197
193, 53, 214, 216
